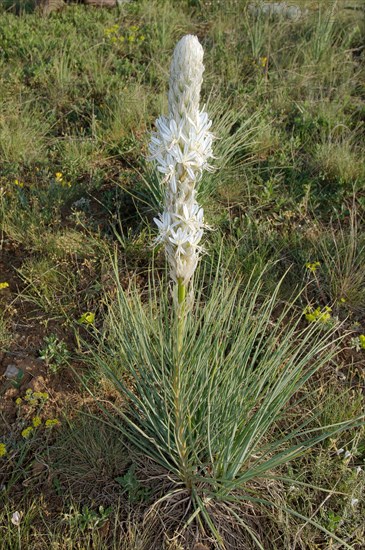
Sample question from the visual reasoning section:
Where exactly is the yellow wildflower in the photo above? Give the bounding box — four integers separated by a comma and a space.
0, 282, 9, 290
304, 305, 332, 324
14, 179, 24, 188
260, 56, 268, 67
45, 419, 60, 429
78, 311, 95, 325
318, 306, 332, 323
21, 427, 34, 439
304, 308, 316, 323
32, 416, 42, 428
55, 172, 63, 182
15, 397, 22, 406
24, 389, 46, 407
359, 335, 365, 350
104, 24, 119, 36
0, 443, 7, 457
305, 261, 321, 273
33, 391, 48, 401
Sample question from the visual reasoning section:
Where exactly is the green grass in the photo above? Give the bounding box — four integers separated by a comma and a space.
0, 1, 365, 548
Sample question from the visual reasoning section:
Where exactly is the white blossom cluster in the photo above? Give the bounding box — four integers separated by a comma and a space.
148, 35, 214, 285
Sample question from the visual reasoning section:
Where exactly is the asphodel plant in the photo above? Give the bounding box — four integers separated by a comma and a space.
91, 34, 364, 549
148, 35, 214, 487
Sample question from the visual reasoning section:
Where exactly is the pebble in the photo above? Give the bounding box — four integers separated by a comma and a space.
4, 364, 21, 380
248, 2, 307, 20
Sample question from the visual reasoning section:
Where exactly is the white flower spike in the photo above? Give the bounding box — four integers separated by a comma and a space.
149, 35, 214, 286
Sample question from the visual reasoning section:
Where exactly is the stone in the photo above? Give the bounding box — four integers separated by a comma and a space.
84, 0, 117, 6
4, 364, 21, 380
36, 0, 65, 15
248, 2, 307, 20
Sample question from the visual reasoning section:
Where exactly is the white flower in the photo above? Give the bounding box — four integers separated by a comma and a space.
153, 212, 173, 238
148, 35, 214, 285
344, 450, 352, 460
351, 498, 359, 507
11, 511, 22, 526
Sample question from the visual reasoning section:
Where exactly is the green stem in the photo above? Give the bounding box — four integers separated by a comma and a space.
173, 277, 191, 490
177, 277, 186, 355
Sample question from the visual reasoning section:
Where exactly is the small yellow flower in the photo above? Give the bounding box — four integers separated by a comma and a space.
304, 305, 332, 324
339, 297, 346, 303
21, 427, 34, 439
304, 309, 316, 323
15, 397, 22, 406
24, 388, 48, 407
24, 390, 32, 401
45, 419, 60, 429
359, 335, 365, 350
32, 416, 42, 428
260, 56, 268, 67
0, 443, 7, 457
78, 311, 95, 325
14, 179, 24, 188
33, 391, 48, 401
55, 172, 63, 182
0, 282, 9, 290
305, 261, 321, 273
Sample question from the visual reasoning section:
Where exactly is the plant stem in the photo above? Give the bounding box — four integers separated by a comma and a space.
177, 277, 186, 355
173, 277, 191, 490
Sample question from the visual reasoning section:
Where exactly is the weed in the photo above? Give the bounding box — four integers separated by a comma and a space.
39, 334, 70, 374
63, 504, 112, 533
115, 464, 151, 503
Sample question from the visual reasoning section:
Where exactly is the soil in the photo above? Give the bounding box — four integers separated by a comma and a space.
0, 239, 86, 432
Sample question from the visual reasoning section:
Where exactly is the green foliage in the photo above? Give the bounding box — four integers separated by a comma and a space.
91, 259, 363, 547
306, 210, 365, 314
17, 257, 78, 315
0, 310, 13, 352
63, 504, 112, 533
115, 464, 151, 503
39, 334, 70, 374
